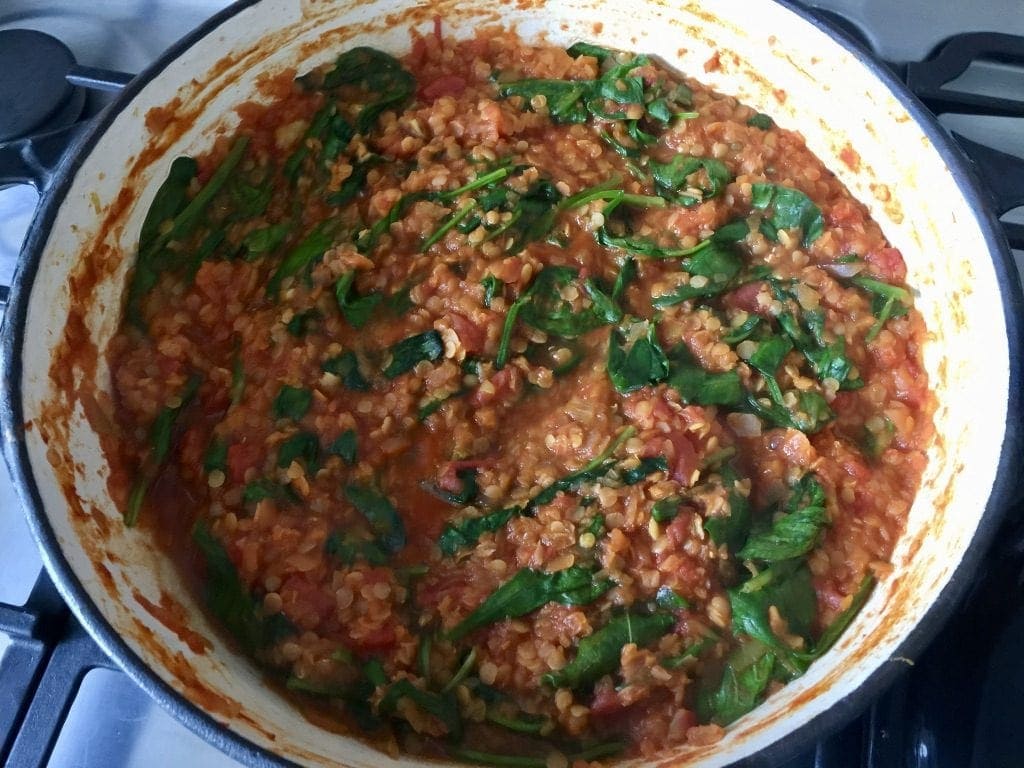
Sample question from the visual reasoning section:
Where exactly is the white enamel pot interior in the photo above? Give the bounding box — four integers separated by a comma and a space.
2, 0, 1022, 766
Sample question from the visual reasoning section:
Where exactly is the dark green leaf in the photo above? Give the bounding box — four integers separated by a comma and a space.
325, 153, 380, 207
651, 497, 681, 522
378, 680, 462, 740
356, 190, 431, 253
243, 223, 291, 258
503, 179, 564, 254
736, 475, 827, 561
421, 468, 479, 506
193, 521, 296, 653
543, 612, 675, 689
650, 155, 732, 205
283, 103, 333, 183
128, 140, 248, 328
285, 308, 320, 337
418, 388, 468, 420
438, 506, 519, 556
328, 429, 358, 465
485, 709, 552, 735
277, 431, 320, 473
520, 266, 621, 338
322, 351, 370, 391
744, 390, 834, 433
150, 374, 202, 464
704, 465, 752, 552
319, 47, 416, 134
272, 385, 311, 421
851, 276, 911, 342
666, 344, 744, 407
566, 42, 616, 61
385, 285, 416, 316
607, 319, 670, 394
651, 241, 743, 307
496, 290, 530, 369
862, 416, 895, 459
481, 275, 504, 308
344, 485, 406, 553
738, 506, 827, 562
699, 640, 775, 725
619, 456, 668, 484
721, 315, 762, 345
751, 183, 825, 247
729, 562, 816, 674
655, 586, 689, 610
662, 635, 716, 669
747, 113, 774, 130
584, 514, 605, 537
747, 334, 794, 380
611, 256, 637, 301
441, 647, 478, 694
383, 330, 444, 378
267, 222, 333, 297
497, 78, 591, 124
850, 275, 911, 303
422, 200, 476, 251
243, 479, 299, 505
164, 136, 249, 246
777, 311, 861, 389
713, 219, 752, 243
596, 228, 712, 260
124, 374, 202, 526
138, 156, 198, 253
334, 272, 382, 329
527, 426, 636, 510
812, 574, 874, 658
203, 436, 228, 474
324, 530, 388, 566
449, 566, 613, 641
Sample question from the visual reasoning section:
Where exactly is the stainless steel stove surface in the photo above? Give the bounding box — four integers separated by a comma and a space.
1, 2, 1022, 767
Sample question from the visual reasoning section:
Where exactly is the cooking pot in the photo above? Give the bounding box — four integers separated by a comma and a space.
2, 1, 1022, 766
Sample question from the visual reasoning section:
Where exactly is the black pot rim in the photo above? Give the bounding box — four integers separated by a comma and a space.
1, 2, 1021, 767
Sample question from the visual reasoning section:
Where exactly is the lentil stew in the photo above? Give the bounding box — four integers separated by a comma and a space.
108, 26, 935, 764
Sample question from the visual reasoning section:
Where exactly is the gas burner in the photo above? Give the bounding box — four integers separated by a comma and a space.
0, 29, 85, 143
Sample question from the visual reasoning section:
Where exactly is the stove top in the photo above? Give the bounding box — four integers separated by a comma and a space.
0, 2, 1022, 767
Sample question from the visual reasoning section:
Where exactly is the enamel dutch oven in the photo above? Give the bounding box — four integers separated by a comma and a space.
2, 1, 1022, 766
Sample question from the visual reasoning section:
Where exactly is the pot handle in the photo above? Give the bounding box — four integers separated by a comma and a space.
952, 133, 1024, 249
0, 63, 129, 308
0, 122, 91, 192
0, 122, 93, 308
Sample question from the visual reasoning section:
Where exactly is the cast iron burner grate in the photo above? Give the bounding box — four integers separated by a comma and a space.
1, 16, 1023, 768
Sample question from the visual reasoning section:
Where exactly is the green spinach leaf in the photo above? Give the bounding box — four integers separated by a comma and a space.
334, 271, 382, 329
193, 521, 296, 653
607, 319, 670, 394
328, 429, 358, 465
666, 344, 744, 407
542, 612, 674, 689
322, 351, 370, 390
751, 183, 825, 247
272, 385, 312, 421
382, 330, 444, 378
277, 431, 321, 473
649, 155, 732, 206
344, 485, 406, 553
449, 567, 614, 641
438, 506, 520, 556
651, 241, 743, 307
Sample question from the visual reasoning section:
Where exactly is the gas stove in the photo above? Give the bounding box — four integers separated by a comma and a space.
0, 2, 1022, 767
